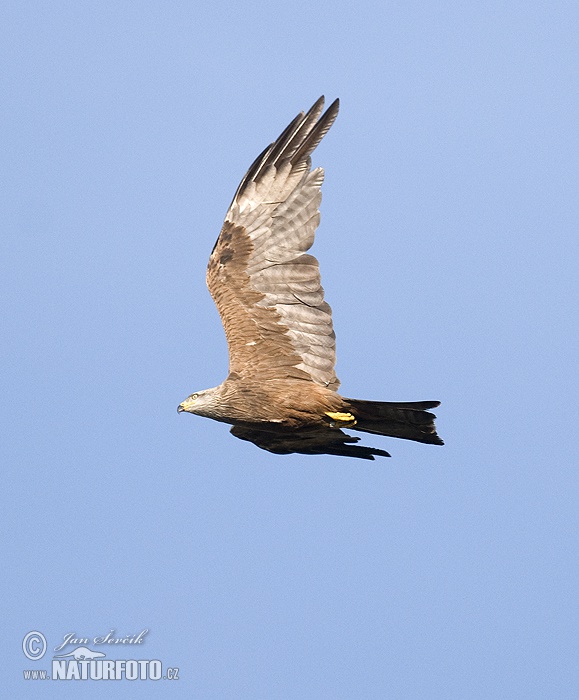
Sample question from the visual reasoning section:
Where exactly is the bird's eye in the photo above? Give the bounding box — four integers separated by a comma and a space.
191, 393, 199, 400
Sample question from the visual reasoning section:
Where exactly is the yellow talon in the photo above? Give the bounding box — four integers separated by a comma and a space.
325, 411, 357, 426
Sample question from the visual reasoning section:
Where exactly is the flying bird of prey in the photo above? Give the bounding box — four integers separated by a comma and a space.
178, 97, 443, 459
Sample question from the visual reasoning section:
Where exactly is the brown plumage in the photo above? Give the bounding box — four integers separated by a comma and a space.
178, 97, 443, 460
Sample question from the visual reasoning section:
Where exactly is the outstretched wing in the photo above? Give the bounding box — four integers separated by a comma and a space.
206, 97, 340, 388
230, 425, 390, 461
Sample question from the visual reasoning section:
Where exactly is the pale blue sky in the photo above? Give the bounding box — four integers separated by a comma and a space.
2, 1, 578, 697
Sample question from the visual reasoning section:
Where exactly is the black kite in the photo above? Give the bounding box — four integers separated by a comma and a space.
178, 97, 443, 459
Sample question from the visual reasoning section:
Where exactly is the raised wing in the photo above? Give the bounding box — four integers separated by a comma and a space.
206, 97, 340, 388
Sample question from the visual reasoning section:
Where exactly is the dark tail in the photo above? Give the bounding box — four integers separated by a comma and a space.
345, 399, 444, 446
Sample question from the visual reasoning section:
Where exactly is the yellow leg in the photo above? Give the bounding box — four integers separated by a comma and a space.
324, 411, 357, 427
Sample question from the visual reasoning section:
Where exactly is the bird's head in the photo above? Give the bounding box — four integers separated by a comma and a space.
177, 388, 220, 418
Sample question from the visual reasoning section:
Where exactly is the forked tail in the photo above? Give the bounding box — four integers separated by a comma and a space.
344, 399, 443, 445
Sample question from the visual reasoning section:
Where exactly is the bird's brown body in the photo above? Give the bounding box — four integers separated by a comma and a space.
178, 97, 443, 459
189, 377, 342, 426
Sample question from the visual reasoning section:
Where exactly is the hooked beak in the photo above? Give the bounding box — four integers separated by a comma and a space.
178, 395, 197, 413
